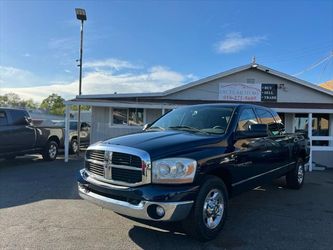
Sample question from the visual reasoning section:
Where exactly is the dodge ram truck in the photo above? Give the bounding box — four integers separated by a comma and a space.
78, 104, 309, 241
0, 107, 64, 161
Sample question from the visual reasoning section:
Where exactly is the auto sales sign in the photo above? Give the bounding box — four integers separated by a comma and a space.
219, 83, 277, 102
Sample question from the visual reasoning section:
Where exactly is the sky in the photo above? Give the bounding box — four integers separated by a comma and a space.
0, 0, 332, 102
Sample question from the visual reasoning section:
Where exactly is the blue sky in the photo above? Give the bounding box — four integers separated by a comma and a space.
0, 0, 332, 101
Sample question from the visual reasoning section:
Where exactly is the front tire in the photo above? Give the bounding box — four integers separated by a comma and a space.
42, 141, 58, 161
286, 158, 305, 189
182, 176, 228, 241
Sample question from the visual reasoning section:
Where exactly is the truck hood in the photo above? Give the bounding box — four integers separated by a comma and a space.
101, 130, 224, 159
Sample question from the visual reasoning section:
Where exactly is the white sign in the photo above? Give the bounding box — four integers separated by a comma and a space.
219, 83, 262, 102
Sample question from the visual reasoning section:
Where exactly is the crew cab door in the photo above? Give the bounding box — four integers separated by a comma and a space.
0, 110, 12, 154
255, 108, 291, 170
231, 108, 269, 185
7, 110, 36, 151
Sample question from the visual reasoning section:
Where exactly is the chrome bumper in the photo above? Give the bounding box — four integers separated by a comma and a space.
78, 184, 194, 221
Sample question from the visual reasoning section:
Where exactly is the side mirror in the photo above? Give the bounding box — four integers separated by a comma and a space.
235, 124, 268, 140
143, 123, 151, 130
24, 116, 33, 125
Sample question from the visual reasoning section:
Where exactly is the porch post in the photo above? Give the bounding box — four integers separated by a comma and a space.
64, 105, 70, 162
308, 113, 312, 171
329, 114, 333, 147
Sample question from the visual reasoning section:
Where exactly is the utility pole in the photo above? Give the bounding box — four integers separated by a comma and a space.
75, 8, 87, 157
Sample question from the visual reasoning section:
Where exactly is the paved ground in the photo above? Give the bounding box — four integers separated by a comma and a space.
0, 156, 332, 250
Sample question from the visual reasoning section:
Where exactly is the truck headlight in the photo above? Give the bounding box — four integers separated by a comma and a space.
152, 158, 197, 184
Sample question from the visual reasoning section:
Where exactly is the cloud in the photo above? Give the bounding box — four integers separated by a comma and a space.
0, 66, 41, 86
1, 60, 197, 102
23, 53, 31, 57
85, 59, 140, 71
216, 32, 266, 54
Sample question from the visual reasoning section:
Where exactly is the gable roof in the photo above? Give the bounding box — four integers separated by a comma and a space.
77, 63, 333, 100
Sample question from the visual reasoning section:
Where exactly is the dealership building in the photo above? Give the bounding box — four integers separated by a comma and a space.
65, 63, 333, 169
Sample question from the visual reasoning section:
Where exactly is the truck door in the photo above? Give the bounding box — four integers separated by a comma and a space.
231, 108, 269, 185
255, 108, 290, 170
0, 110, 12, 153
8, 110, 36, 151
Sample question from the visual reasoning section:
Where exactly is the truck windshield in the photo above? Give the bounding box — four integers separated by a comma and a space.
148, 106, 234, 135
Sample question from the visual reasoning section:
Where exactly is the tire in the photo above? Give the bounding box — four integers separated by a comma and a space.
70, 138, 79, 154
42, 140, 58, 161
286, 158, 305, 189
182, 176, 228, 241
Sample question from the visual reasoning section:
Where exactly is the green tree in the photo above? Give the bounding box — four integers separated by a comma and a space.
71, 105, 91, 111
40, 93, 65, 115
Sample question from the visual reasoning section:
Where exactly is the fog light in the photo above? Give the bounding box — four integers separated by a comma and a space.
156, 205, 165, 217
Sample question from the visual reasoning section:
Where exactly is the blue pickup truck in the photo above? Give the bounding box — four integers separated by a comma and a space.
78, 104, 309, 241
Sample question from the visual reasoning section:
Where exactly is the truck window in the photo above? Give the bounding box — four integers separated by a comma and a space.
256, 108, 280, 135
237, 108, 258, 131
10, 110, 28, 125
0, 111, 8, 126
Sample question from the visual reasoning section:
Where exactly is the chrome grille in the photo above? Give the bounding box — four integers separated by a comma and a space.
85, 149, 145, 185
86, 150, 105, 162
112, 152, 142, 168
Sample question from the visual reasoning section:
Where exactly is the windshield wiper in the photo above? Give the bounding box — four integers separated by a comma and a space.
168, 125, 206, 134
147, 126, 165, 131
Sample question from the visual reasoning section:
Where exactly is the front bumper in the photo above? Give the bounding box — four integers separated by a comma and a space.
78, 169, 196, 221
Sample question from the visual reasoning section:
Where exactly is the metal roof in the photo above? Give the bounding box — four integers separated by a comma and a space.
75, 63, 333, 100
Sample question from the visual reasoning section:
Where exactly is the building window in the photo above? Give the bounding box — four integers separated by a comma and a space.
112, 108, 144, 126
246, 78, 255, 83
294, 113, 329, 145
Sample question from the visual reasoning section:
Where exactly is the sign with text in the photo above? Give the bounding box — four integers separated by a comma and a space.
219, 83, 277, 102
261, 83, 277, 102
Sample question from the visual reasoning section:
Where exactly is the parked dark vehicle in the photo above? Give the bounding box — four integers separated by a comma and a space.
0, 108, 64, 161
52, 120, 90, 153
78, 104, 309, 241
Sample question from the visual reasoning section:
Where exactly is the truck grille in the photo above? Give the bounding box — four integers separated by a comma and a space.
85, 149, 143, 184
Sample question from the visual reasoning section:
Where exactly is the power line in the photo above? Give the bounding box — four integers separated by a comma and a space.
293, 51, 333, 77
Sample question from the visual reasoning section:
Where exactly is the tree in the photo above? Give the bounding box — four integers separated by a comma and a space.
40, 93, 65, 115
0, 93, 38, 109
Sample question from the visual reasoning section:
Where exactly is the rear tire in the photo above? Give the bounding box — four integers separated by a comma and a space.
42, 140, 58, 161
182, 176, 228, 241
286, 158, 305, 189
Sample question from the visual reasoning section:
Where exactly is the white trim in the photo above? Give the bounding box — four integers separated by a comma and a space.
273, 108, 333, 114
312, 136, 333, 140
308, 113, 313, 171
65, 100, 179, 109
312, 146, 333, 151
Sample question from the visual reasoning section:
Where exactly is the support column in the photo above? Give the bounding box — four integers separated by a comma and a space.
329, 114, 333, 147
308, 113, 312, 171
64, 105, 70, 163
284, 113, 295, 133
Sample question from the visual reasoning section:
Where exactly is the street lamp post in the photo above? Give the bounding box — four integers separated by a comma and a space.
75, 8, 87, 157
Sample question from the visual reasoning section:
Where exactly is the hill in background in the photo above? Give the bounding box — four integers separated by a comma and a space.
320, 80, 333, 91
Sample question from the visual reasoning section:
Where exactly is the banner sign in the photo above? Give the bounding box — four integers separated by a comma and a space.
219, 83, 277, 102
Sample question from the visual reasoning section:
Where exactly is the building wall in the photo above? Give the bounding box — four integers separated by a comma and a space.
90, 107, 162, 143
146, 109, 162, 123
162, 68, 333, 103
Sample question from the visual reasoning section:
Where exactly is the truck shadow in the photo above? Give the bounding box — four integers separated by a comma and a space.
127, 178, 295, 249
0, 155, 83, 209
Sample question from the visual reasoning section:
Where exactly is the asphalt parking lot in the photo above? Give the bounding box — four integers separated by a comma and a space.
0, 156, 332, 250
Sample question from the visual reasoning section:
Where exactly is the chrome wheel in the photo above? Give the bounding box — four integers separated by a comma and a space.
203, 189, 224, 229
297, 163, 304, 184
49, 144, 57, 159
